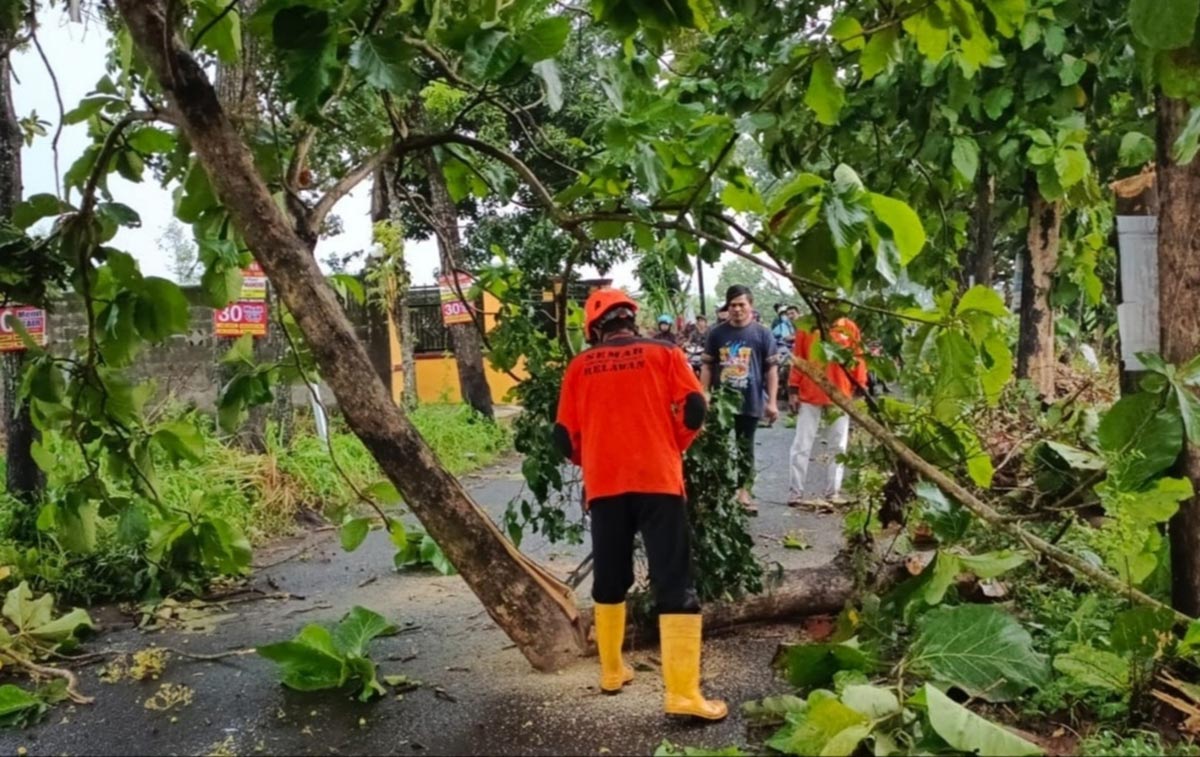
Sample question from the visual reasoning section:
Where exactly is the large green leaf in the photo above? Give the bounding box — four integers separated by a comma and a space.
914, 482, 971, 542
518, 17, 570, 62
153, 419, 206, 464
840, 684, 900, 720
1098, 395, 1183, 488
273, 6, 338, 114
134, 277, 191, 342
868, 194, 925, 264
805, 55, 845, 126
258, 625, 348, 691
332, 606, 396, 657
533, 60, 564, 112
956, 285, 1007, 318
952, 136, 980, 183
774, 638, 876, 688
348, 35, 418, 94
463, 29, 522, 83
766, 691, 869, 757
829, 16, 864, 51
982, 0, 1025, 37
0, 685, 45, 727
924, 684, 1043, 756
194, 0, 243, 63
860, 27, 899, 80
908, 605, 1048, 702
12, 193, 68, 230
1129, 0, 1200, 50
339, 518, 371, 552
1052, 644, 1130, 693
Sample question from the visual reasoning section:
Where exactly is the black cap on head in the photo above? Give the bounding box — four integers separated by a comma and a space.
725, 284, 753, 305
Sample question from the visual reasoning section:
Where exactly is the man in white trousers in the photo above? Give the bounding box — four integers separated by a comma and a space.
786, 316, 868, 508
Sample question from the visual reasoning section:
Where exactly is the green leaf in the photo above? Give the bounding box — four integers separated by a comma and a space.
1053, 644, 1130, 693
348, 35, 418, 94
983, 86, 1013, 119
924, 684, 1043, 756
0, 685, 44, 725
908, 605, 1049, 702
127, 126, 176, 154
766, 691, 869, 757
956, 285, 1008, 318
13, 193, 68, 230
134, 277, 191, 342
1044, 441, 1105, 470
1099, 396, 1183, 488
1112, 606, 1175, 657
1058, 54, 1087, 86
533, 60, 564, 112
194, 0, 242, 63
775, 638, 876, 688
27, 607, 95, 645
1129, 0, 1200, 50
367, 480, 402, 506
805, 55, 845, 126
868, 193, 925, 265
518, 17, 570, 63
1120, 131, 1158, 167
153, 419, 206, 463
463, 29, 522, 83
721, 174, 765, 214
952, 137, 980, 183
860, 27, 899, 81
840, 684, 901, 719
258, 625, 348, 692
3, 581, 53, 632
904, 9, 950, 63
915, 482, 971, 542
1054, 146, 1090, 188
332, 606, 396, 657
202, 264, 243, 308
958, 549, 1029, 578
983, 0, 1025, 37
340, 518, 371, 552
829, 16, 864, 51
273, 6, 338, 114
1170, 106, 1200, 165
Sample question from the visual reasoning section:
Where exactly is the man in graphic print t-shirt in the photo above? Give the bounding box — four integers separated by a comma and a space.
701, 284, 779, 515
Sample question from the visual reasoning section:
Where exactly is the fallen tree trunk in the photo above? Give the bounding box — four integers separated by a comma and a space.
117, 0, 586, 671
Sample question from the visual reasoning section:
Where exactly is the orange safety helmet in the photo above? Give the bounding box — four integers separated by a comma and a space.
584, 288, 638, 339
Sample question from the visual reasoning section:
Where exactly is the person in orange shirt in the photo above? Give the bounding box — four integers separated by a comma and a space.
554, 288, 726, 721
787, 314, 868, 507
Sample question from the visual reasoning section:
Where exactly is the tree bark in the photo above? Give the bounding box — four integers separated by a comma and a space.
371, 163, 418, 409
1158, 95, 1200, 617
411, 105, 493, 418
0, 27, 43, 507
117, 0, 585, 670
971, 163, 994, 288
214, 0, 285, 453
1016, 177, 1060, 399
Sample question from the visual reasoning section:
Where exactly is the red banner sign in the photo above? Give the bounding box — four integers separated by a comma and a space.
0, 306, 47, 351
213, 301, 268, 338
438, 272, 476, 326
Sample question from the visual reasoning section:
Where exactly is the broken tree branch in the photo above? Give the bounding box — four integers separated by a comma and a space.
788, 356, 1195, 626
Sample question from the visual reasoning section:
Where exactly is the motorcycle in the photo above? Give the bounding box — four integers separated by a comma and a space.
684, 342, 704, 378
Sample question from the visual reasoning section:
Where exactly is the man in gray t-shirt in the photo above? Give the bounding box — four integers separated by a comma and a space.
701, 285, 779, 515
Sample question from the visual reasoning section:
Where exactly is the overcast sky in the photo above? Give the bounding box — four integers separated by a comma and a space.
9, 9, 753, 308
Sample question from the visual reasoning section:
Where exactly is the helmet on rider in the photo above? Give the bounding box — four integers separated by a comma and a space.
657, 314, 673, 325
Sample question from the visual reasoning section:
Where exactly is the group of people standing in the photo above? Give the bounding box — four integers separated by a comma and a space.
552, 283, 869, 723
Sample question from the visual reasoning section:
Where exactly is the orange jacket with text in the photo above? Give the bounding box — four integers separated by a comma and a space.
555, 337, 706, 505
789, 317, 868, 406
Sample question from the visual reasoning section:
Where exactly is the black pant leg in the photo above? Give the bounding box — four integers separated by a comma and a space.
733, 414, 759, 489
589, 495, 637, 604
634, 493, 700, 614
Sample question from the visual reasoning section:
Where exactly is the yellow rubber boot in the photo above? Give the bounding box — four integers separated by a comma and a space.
659, 614, 728, 720
594, 602, 635, 693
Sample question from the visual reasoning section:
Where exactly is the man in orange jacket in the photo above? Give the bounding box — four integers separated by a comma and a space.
554, 288, 726, 721
787, 315, 868, 507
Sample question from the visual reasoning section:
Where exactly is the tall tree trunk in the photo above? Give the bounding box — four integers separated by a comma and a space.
411, 106, 493, 418
971, 163, 995, 288
214, 0, 285, 452
118, 0, 584, 670
371, 163, 418, 409
1016, 177, 1060, 399
1158, 95, 1200, 616
0, 28, 43, 508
